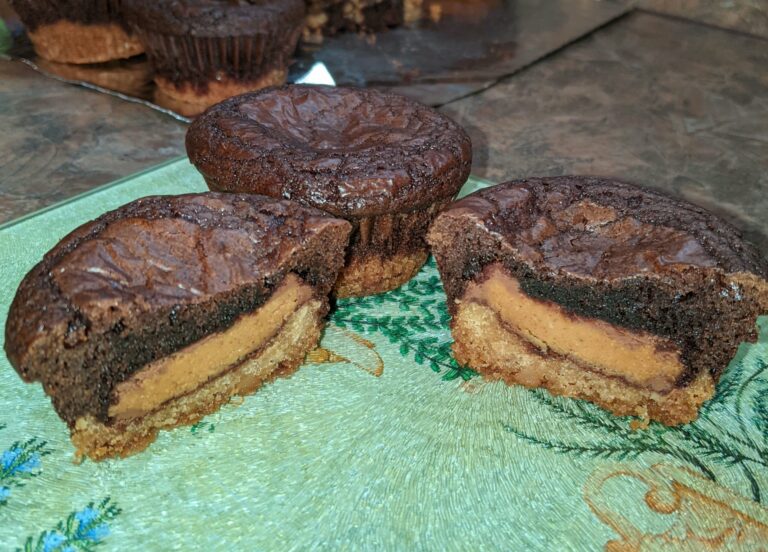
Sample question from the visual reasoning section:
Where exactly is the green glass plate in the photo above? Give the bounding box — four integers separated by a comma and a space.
1, 159, 767, 550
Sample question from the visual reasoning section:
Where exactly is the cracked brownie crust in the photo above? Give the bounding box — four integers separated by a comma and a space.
187, 85, 472, 296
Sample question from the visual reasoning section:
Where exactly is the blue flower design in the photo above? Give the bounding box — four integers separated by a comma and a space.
41, 532, 65, 552
1, 448, 20, 470
73, 506, 111, 541
0, 437, 50, 507
74, 507, 99, 528
1, 446, 41, 475
21, 498, 121, 551
81, 523, 110, 542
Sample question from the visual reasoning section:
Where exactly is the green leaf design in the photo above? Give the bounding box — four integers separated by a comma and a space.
0, 20, 11, 57
332, 257, 476, 382
753, 392, 768, 441
502, 360, 768, 503
190, 421, 215, 435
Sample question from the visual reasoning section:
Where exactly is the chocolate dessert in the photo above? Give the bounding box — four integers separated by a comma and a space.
186, 84, 472, 297
11, 0, 144, 63
428, 177, 768, 425
5, 193, 351, 460
303, 0, 409, 42
123, 0, 305, 115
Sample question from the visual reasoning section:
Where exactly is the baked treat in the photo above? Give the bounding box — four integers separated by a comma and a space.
186, 84, 472, 297
303, 0, 409, 43
5, 193, 351, 460
36, 57, 152, 97
10, 0, 144, 63
123, 0, 305, 115
428, 177, 768, 425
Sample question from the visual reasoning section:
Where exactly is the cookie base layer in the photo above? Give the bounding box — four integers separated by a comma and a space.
70, 300, 323, 461
154, 70, 287, 116
334, 249, 428, 298
452, 301, 715, 426
28, 21, 144, 64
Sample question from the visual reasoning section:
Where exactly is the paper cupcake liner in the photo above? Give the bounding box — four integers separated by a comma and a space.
349, 198, 452, 259
137, 27, 302, 88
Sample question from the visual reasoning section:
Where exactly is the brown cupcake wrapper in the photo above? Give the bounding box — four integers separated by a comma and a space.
332, 200, 450, 297
346, 198, 452, 262
136, 27, 302, 88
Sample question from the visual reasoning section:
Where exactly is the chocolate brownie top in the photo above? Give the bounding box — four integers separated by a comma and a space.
123, 0, 305, 37
11, 0, 128, 31
439, 176, 767, 280
185, 85, 472, 217
5, 192, 351, 370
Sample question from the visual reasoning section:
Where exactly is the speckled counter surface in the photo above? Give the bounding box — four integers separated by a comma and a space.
441, 9, 768, 255
639, 0, 768, 37
0, 60, 187, 224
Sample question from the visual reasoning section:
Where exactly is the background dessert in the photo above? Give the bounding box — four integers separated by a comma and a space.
10, 0, 144, 63
35, 56, 151, 96
4, 192, 351, 460
186, 84, 472, 297
123, 0, 305, 115
303, 0, 408, 43
428, 176, 768, 425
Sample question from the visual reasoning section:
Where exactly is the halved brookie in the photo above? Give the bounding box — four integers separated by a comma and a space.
5, 193, 351, 460
428, 176, 768, 425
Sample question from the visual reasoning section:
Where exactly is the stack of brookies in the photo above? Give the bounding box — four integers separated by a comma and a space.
428, 176, 768, 425
186, 84, 472, 297
10, 0, 144, 63
5, 193, 351, 460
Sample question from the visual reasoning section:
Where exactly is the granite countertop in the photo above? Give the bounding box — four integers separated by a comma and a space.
1, 0, 767, 257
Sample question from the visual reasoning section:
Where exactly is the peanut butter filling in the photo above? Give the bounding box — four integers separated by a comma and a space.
109, 275, 313, 420
462, 265, 684, 392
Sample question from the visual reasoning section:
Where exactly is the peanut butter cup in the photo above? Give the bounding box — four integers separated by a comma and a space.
186, 84, 472, 297
5, 193, 351, 460
11, 0, 144, 63
428, 176, 768, 425
123, 0, 305, 115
